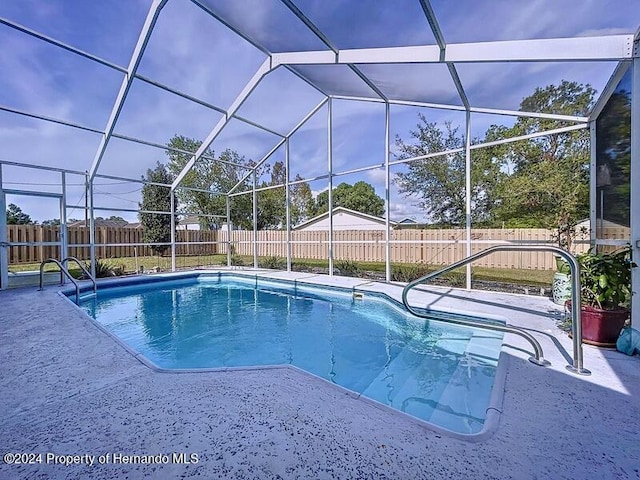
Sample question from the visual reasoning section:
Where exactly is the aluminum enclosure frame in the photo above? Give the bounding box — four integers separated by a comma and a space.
0, 0, 637, 335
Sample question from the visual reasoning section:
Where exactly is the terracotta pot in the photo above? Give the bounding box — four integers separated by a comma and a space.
567, 302, 629, 347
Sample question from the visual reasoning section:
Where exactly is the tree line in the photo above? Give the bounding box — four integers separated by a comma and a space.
139, 136, 386, 251
5, 203, 122, 227
395, 80, 594, 233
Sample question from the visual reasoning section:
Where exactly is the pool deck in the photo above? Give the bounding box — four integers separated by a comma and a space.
1, 268, 639, 480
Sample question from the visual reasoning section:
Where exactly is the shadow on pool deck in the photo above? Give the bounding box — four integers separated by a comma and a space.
0, 273, 639, 480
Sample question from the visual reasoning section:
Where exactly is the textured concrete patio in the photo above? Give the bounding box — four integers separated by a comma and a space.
1, 270, 638, 479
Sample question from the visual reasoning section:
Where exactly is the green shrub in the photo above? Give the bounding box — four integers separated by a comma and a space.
443, 271, 466, 287
87, 259, 124, 278
391, 264, 430, 282
391, 264, 466, 286
230, 255, 245, 266
259, 256, 285, 270
335, 259, 359, 277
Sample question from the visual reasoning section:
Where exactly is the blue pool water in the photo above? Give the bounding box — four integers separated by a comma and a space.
78, 275, 503, 434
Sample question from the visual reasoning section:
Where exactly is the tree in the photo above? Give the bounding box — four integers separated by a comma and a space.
166, 135, 315, 230
41, 218, 81, 226
6, 203, 33, 225
166, 135, 258, 230
313, 181, 385, 217
256, 162, 286, 229
290, 174, 314, 225
394, 118, 503, 225
491, 81, 595, 232
139, 162, 176, 254
256, 162, 316, 229
101, 216, 129, 227
42, 218, 60, 226
394, 81, 595, 229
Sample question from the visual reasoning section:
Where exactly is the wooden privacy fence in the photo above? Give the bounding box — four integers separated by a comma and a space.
219, 227, 600, 270
6, 225, 629, 270
6, 226, 219, 264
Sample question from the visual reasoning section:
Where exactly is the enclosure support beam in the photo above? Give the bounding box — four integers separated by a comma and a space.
465, 111, 472, 289
325, 97, 589, 123
88, 0, 168, 180
170, 190, 176, 272
445, 36, 634, 63
631, 52, 640, 329
274, 35, 634, 65
384, 103, 391, 283
0, 165, 7, 290
253, 170, 258, 269
327, 98, 334, 277
226, 197, 232, 267
60, 172, 68, 270
172, 58, 272, 191
88, 180, 96, 278
419, 0, 469, 109
285, 138, 292, 272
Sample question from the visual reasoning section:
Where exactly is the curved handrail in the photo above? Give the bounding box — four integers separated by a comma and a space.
39, 258, 81, 304
401, 245, 590, 376
62, 256, 96, 294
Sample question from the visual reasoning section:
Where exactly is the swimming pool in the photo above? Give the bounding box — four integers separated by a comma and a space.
77, 274, 504, 434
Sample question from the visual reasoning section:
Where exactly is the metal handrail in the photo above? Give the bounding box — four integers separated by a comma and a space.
62, 256, 97, 294
401, 245, 590, 376
39, 258, 82, 304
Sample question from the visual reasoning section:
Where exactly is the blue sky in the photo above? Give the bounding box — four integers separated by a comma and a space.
0, 0, 638, 223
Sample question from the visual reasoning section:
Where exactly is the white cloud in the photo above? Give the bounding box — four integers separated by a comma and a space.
365, 168, 387, 184
389, 201, 424, 222
311, 187, 328, 199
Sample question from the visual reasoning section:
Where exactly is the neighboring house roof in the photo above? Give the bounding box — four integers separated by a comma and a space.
123, 222, 142, 229
67, 220, 87, 227
396, 217, 418, 224
293, 207, 397, 230
394, 223, 430, 229
178, 215, 200, 226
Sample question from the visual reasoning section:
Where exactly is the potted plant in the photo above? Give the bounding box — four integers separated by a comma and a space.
569, 246, 635, 347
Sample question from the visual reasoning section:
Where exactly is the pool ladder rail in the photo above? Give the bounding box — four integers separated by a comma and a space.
38, 257, 97, 304
401, 245, 591, 376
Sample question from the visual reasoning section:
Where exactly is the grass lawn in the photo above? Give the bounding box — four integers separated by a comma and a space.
8, 254, 554, 286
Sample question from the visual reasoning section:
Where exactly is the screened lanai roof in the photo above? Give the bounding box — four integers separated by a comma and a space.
0, 0, 638, 220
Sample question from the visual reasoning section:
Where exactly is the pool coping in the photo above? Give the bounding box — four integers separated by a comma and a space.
59, 268, 509, 442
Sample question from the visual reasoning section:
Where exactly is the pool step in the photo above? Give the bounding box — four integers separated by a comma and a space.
361, 330, 501, 434
361, 331, 474, 412
426, 332, 502, 433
